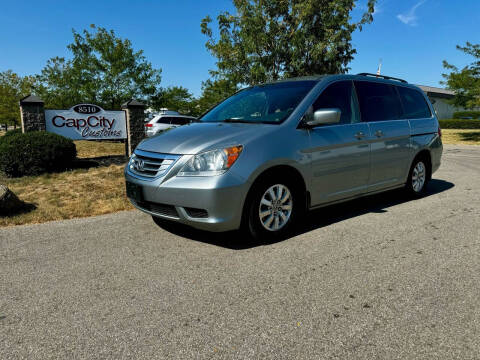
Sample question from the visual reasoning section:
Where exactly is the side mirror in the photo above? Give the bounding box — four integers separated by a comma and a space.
305, 108, 341, 127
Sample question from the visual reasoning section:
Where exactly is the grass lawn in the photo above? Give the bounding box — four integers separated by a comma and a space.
441, 129, 480, 145
1, 140, 133, 227
75, 140, 125, 158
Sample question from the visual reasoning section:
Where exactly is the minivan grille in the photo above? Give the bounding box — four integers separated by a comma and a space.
136, 201, 179, 218
128, 150, 180, 179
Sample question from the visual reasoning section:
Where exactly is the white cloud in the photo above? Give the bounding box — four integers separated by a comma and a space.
397, 0, 427, 26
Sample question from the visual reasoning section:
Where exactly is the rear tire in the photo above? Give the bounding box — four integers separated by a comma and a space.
405, 157, 429, 197
243, 177, 303, 241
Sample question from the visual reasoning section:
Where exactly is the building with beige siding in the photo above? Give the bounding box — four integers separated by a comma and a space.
417, 85, 461, 119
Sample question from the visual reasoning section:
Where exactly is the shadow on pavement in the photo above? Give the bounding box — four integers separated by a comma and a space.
154, 179, 454, 250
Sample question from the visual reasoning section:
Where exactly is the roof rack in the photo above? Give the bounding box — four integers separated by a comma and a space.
357, 73, 407, 83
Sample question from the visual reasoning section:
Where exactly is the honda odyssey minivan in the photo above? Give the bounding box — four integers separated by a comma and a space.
125, 73, 443, 239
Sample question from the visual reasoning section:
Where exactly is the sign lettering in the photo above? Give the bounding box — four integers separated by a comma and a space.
45, 104, 127, 140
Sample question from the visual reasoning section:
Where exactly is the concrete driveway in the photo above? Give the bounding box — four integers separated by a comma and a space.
1, 145, 479, 359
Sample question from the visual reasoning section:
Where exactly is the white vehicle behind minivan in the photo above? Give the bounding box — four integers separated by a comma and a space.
144, 111, 196, 137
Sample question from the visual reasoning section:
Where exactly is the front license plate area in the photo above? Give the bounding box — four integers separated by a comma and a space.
126, 181, 143, 202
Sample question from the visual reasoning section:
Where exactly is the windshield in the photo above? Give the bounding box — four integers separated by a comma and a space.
200, 81, 316, 124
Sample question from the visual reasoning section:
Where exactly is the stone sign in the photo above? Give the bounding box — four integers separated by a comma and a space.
45, 104, 127, 140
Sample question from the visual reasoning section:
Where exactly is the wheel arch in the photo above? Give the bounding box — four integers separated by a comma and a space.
412, 149, 432, 180
241, 164, 309, 226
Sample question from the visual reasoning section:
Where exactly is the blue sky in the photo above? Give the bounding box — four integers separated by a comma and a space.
0, 0, 478, 96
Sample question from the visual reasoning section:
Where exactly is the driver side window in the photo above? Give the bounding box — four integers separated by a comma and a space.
312, 81, 360, 124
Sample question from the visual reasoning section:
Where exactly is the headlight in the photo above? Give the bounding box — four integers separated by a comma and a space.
178, 145, 243, 176
128, 153, 136, 170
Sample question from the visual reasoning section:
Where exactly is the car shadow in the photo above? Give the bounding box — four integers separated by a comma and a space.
154, 179, 455, 250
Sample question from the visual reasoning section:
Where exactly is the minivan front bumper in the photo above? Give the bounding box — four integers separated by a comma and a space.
124, 158, 249, 232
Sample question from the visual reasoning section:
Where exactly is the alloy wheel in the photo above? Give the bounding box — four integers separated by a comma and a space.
412, 161, 426, 193
258, 184, 293, 231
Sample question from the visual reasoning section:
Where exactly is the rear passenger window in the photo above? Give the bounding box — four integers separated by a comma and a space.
157, 117, 171, 124
354, 81, 403, 122
312, 81, 361, 124
397, 86, 431, 119
170, 117, 188, 125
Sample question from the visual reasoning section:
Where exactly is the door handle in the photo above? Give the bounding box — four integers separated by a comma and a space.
355, 131, 365, 139
375, 130, 384, 137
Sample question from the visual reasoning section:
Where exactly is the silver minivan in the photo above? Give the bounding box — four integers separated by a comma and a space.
125, 74, 443, 239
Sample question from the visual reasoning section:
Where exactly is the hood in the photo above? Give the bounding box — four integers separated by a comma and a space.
137, 122, 276, 155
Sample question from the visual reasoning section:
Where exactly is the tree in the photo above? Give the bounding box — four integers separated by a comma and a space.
151, 86, 196, 115
201, 0, 376, 86
195, 79, 238, 115
442, 42, 480, 109
151, 81, 238, 117
35, 57, 85, 109
37, 25, 162, 110
0, 70, 36, 128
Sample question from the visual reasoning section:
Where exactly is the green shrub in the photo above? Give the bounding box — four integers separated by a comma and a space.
452, 111, 480, 119
2, 129, 22, 138
0, 131, 77, 177
439, 119, 480, 129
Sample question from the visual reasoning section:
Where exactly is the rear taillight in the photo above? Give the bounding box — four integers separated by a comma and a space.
145, 123, 153, 128
438, 127, 442, 138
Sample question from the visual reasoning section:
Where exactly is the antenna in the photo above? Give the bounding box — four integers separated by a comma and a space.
376, 58, 382, 76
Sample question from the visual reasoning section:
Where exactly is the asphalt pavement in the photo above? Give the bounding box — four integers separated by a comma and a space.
1, 145, 479, 359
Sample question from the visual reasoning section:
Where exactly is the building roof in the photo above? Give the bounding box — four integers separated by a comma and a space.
417, 85, 455, 99
19, 94, 44, 104
121, 99, 145, 108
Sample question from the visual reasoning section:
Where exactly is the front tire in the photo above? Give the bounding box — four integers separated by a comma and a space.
244, 179, 302, 241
